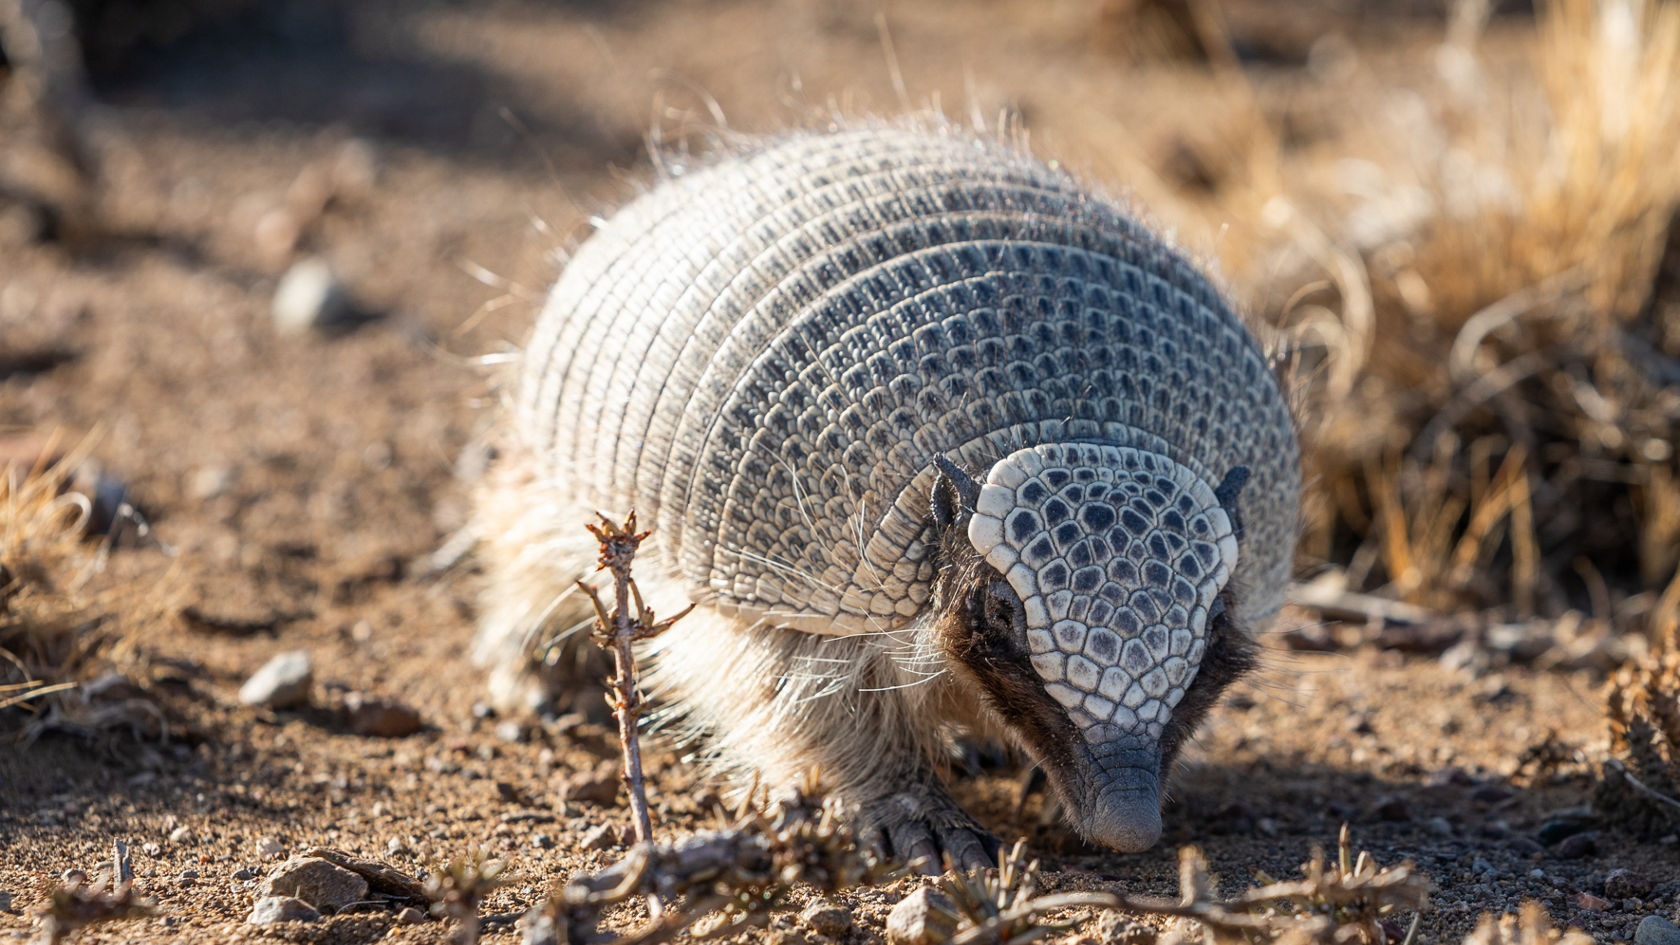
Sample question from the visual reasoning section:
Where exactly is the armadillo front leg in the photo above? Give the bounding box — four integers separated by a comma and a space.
646, 609, 999, 872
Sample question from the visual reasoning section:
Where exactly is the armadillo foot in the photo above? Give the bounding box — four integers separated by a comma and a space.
868, 789, 1001, 874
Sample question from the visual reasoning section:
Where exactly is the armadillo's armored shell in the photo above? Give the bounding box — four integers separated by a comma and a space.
517, 126, 1298, 635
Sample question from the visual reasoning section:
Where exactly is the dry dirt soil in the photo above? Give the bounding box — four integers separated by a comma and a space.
0, 2, 1674, 943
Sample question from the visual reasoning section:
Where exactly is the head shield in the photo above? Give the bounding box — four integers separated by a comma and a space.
967, 442, 1237, 732
964, 442, 1239, 848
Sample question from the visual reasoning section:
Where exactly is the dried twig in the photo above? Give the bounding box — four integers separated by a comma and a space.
577, 511, 692, 850
910, 826, 1428, 945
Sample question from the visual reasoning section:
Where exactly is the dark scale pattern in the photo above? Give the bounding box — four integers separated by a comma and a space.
513, 126, 1299, 641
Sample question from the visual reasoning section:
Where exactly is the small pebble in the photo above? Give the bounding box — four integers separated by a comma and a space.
255, 837, 285, 858
1428, 767, 1475, 787
800, 899, 853, 937
1370, 795, 1410, 822
495, 720, 526, 743
168, 825, 193, 844
1576, 891, 1609, 912
0, 891, 11, 911
1428, 816, 1454, 837
1636, 916, 1680, 945
272, 257, 358, 334
396, 906, 425, 925
189, 465, 234, 500
233, 867, 259, 880
580, 823, 618, 851
887, 887, 959, 945
142, 842, 162, 857
1552, 832, 1597, 860
387, 838, 412, 857
248, 895, 320, 925
1605, 868, 1653, 899
239, 651, 313, 709
1538, 818, 1590, 846
559, 767, 621, 807
1469, 783, 1513, 804
346, 695, 424, 737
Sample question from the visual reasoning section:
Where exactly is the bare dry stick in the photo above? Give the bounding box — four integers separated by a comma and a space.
579, 511, 690, 844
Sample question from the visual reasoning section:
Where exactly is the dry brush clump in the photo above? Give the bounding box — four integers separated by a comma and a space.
425, 847, 516, 945
521, 779, 888, 945
32, 840, 156, 945
0, 448, 173, 742
875, 828, 1428, 945
1166, 0, 1680, 629
1597, 619, 1680, 835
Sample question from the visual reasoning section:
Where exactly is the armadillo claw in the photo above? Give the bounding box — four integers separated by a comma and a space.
873, 791, 1002, 874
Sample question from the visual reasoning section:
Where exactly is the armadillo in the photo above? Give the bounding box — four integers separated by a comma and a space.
471, 122, 1300, 863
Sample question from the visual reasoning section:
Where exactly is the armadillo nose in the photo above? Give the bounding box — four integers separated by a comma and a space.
1087, 787, 1163, 852
1081, 732, 1165, 852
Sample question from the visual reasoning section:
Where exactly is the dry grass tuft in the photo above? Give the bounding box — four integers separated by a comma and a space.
1181, 0, 1680, 627
1, 444, 174, 742
1598, 620, 1680, 835
1459, 902, 1593, 945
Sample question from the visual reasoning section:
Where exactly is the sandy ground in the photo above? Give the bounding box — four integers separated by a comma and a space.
1, 1, 1675, 942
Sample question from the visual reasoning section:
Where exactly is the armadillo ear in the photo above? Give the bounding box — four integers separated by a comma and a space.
1214, 466, 1250, 543
930, 454, 981, 529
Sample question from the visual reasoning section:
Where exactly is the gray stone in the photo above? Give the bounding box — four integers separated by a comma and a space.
259, 856, 369, 912
239, 651, 313, 709
887, 887, 958, 945
1636, 916, 1680, 945
248, 896, 320, 924
799, 898, 852, 937
1605, 867, 1653, 899
272, 257, 355, 334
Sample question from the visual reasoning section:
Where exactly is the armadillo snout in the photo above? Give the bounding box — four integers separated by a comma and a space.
1080, 733, 1165, 852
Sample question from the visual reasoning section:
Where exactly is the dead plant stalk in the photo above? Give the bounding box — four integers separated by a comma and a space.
580, 511, 688, 844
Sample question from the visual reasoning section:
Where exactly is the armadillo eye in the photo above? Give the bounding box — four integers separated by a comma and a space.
983, 579, 1022, 630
